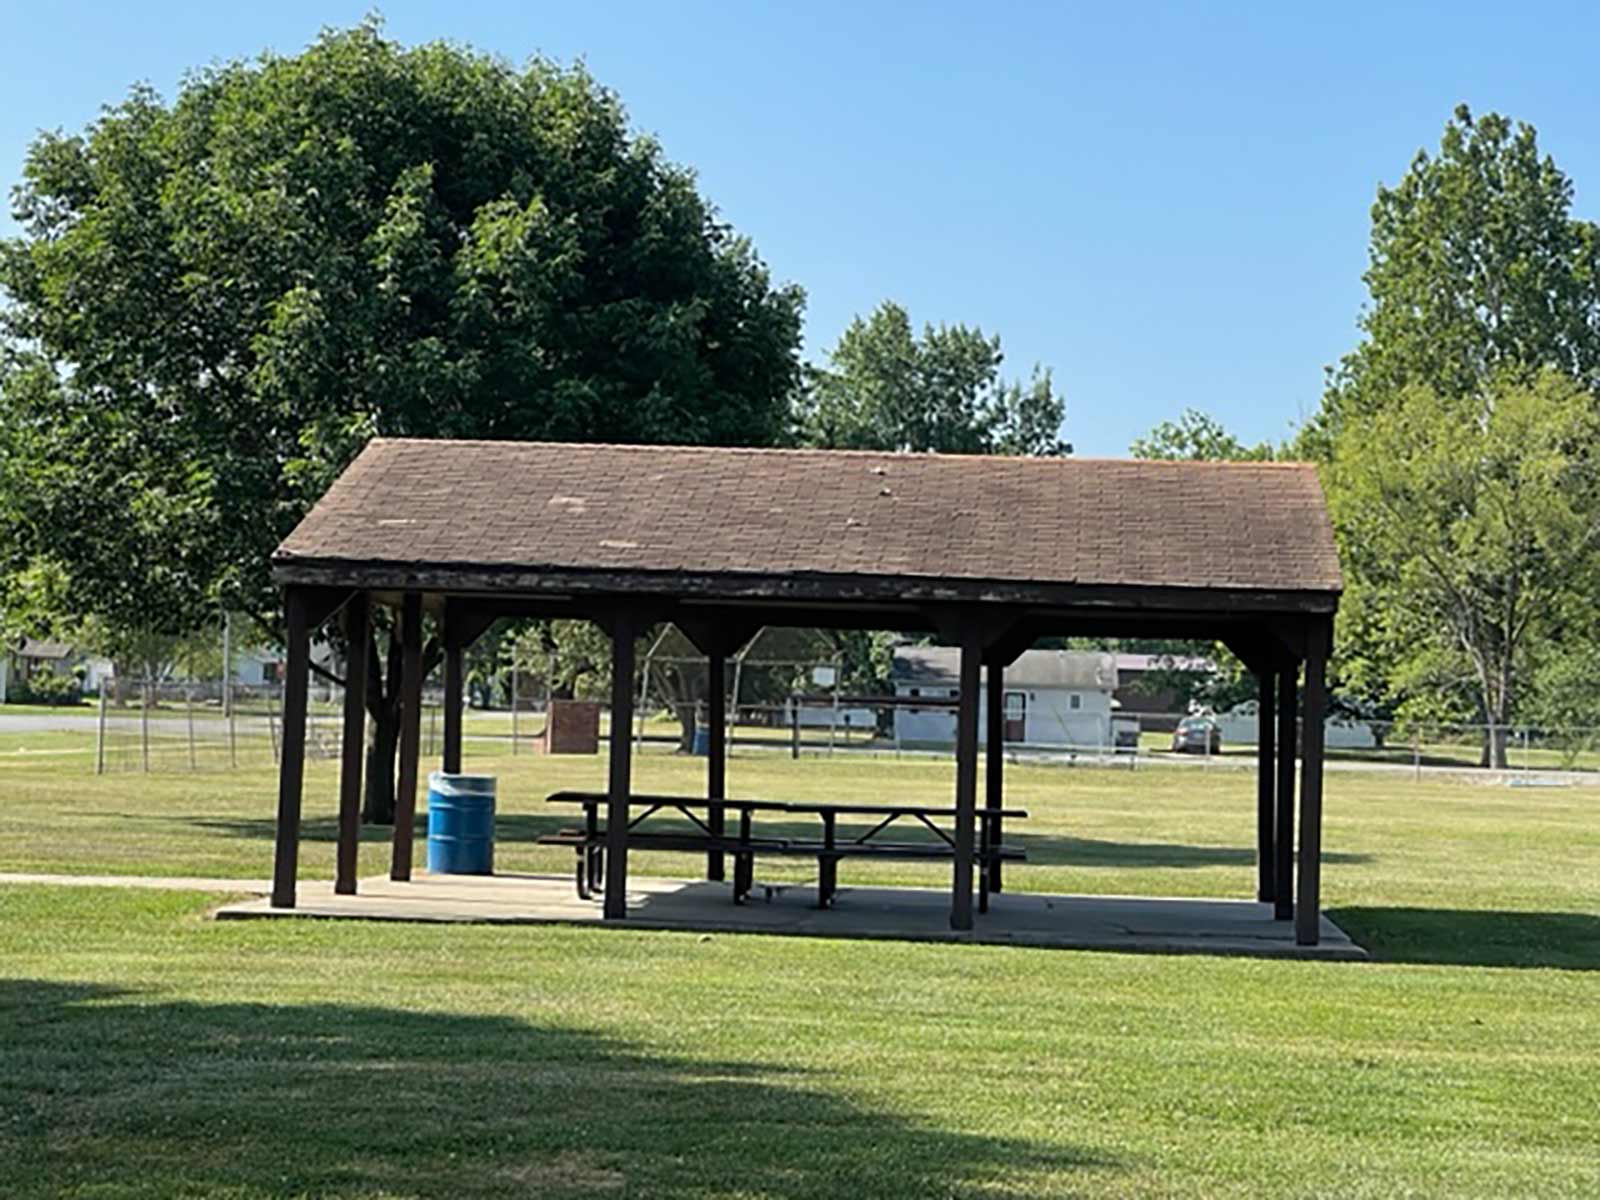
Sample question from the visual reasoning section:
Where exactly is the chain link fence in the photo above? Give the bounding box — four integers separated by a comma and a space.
89, 676, 1600, 784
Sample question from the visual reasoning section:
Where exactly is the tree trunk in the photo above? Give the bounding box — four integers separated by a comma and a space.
361, 626, 405, 825
359, 620, 442, 825
1487, 722, 1509, 770
362, 699, 400, 824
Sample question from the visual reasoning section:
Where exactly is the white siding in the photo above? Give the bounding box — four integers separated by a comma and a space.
894, 683, 1112, 748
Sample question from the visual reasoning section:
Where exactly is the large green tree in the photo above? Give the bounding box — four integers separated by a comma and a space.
795, 301, 1067, 455
1307, 105, 1600, 455
1310, 107, 1600, 755
1329, 370, 1600, 766
0, 22, 804, 817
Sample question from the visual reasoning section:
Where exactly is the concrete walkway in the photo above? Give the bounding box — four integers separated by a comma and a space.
218, 872, 1366, 960
0, 872, 269, 893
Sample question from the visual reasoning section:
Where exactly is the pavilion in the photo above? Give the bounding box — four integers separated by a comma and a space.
267, 439, 1342, 945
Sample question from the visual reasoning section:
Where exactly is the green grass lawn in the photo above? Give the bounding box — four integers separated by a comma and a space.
2, 733, 1599, 1197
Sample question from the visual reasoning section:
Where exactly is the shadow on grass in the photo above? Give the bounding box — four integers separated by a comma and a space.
1329, 907, 1600, 970
1, 979, 1115, 1199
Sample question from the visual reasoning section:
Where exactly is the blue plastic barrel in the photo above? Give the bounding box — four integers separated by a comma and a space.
426, 772, 497, 874
692, 726, 710, 756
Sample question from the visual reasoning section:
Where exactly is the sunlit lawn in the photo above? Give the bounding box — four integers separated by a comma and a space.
2, 731, 1598, 1197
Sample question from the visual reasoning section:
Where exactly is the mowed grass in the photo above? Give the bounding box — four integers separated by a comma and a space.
2, 733, 1599, 1197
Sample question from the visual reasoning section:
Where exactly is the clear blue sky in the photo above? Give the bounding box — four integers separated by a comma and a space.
4, 2, 1599, 456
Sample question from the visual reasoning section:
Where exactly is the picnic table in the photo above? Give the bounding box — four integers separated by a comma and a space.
538, 791, 1027, 911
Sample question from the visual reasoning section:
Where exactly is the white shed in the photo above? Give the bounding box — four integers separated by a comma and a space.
892, 647, 1118, 750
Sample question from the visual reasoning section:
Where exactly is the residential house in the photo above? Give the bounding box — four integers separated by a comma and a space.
892, 646, 1118, 749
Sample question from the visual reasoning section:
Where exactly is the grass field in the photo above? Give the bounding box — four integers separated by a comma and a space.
3, 732, 1598, 1197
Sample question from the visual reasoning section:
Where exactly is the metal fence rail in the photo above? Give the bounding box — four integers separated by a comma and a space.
89, 678, 1600, 784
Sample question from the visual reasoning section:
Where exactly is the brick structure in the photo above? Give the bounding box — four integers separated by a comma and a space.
543, 700, 600, 755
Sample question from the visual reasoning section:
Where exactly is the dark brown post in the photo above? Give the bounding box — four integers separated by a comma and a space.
1256, 667, 1276, 903
985, 658, 1005, 894
335, 594, 369, 895
443, 627, 464, 775
1274, 661, 1297, 921
706, 650, 727, 882
1296, 620, 1330, 946
391, 592, 424, 881
271, 588, 312, 909
604, 610, 636, 920
951, 627, 982, 931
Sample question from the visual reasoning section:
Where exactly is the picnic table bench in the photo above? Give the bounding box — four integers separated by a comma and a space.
537, 791, 1026, 911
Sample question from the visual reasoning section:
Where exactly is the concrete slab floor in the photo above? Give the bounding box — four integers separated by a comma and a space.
216, 872, 1366, 961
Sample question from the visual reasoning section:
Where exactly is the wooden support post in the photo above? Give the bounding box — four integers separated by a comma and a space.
1296, 621, 1330, 947
951, 628, 982, 931
604, 610, 636, 920
335, 594, 368, 895
443, 635, 464, 775
271, 589, 312, 909
985, 658, 1005, 894
1274, 661, 1297, 921
1256, 667, 1276, 903
707, 650, 727, 882
391, 592, 424, 882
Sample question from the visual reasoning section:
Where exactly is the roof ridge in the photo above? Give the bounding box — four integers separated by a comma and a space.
365, 437, 1318, 470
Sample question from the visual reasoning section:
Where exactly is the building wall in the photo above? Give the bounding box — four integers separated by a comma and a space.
894, 683, 1113, 748
1215, 703, 1379, 749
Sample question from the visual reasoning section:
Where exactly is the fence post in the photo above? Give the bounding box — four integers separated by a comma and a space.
1412, 726, 1421, 782
95, 677, 108, 775
186, 688, 198, 770
791, 699, 801, 760
227, 680, 238, 768
269, 683, 282, 765
140, 682, 150, 773
510, 660, 519, 755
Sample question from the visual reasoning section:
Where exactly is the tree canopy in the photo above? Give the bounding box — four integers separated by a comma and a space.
1329, 369, 1600, 763
794, 301, 1067, 456
1129, 409, 1273, 462
1306, 104, 1600, 456
0, 20, 805, 642
1309, 107, 1600, 758
0, 21, 805, 816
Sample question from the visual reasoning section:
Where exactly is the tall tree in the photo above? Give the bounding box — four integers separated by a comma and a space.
1306, 105, 1600, 455
795, 301, 1067, 456
1310, 107, 1600, 754
1329, 370, 1600, 766
0, 21, 804, 818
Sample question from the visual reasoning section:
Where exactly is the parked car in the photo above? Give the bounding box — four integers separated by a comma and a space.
1172, 716, 1222, 754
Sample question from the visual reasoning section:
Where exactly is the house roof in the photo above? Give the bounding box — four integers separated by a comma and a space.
273, 439, 1342, 607
1113, 652, 1214, 674
893, 646, 1117, 691
17, 639, 73, 660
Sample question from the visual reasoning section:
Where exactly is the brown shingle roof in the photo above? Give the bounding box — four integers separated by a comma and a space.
274, 439, 1341, 598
